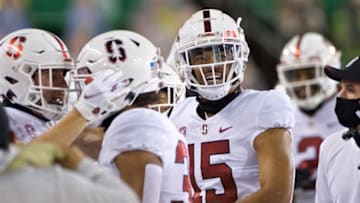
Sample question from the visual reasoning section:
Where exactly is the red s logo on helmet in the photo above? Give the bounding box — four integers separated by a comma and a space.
105, 39, 126, 63
6, 36, 26, 59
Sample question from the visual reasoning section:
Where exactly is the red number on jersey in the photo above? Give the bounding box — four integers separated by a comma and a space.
298, 136, 323, 190
172, 140, 192, 203
189, 140, 237, 203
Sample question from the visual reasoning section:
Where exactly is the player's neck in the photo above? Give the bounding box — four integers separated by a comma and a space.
196, 88, 240, 120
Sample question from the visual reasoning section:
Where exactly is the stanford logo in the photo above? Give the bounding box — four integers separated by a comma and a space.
24, 124, 36, 138
6, 36, 26, 59
179, 126, 186, 136
105, 39, 126, 63
202, 124, 208, 135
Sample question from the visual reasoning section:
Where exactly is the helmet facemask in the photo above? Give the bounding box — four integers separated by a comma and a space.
25, 62, 72, 120
276, 32, 340, 110
277, 62, 337, 110
177, 42, 247, 101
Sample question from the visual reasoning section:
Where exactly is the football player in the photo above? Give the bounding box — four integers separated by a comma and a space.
0, 28, 73, 143
74, 30, 192, 203
276, 32, 346, 203
170, 8, 295, 203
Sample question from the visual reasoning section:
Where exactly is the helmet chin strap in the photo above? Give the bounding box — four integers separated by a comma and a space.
196, 83, 232, 101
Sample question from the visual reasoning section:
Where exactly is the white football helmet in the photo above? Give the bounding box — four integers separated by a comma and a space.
0, 28, 73, 120
277, 32, 341, 110
174, 9, 249, 100
73, 30, 164, 115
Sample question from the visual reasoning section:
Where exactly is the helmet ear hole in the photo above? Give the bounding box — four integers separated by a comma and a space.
28, 93, 38, 102
77, 66, 92, 74
21, 65, 32, 74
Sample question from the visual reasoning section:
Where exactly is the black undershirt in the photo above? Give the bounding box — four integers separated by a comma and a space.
196, 88, 241, 120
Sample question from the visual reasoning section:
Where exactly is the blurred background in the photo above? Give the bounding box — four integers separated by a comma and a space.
1, 0, 359, 90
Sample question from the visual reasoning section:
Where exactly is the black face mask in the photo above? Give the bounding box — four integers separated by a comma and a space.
335, 97, 360, 128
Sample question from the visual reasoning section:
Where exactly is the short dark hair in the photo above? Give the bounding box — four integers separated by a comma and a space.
0, 104, 10, 150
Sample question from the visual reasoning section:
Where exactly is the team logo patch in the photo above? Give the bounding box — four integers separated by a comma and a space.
24, 124, 36, 138
202, 124, 208, 135
179, 126, 186, 136
105, 39, 126, 63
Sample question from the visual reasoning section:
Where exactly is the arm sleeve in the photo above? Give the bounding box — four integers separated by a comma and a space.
315, 142, 334, 203
256, 90, 295, 129
142, 164, 163, 203
99, 109, 169, 171
250, 90, 295, 146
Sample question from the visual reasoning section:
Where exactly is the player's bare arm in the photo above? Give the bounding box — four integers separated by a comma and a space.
115, 150, 162, 200
236, 128, 294, 203
31, 108, 87, 147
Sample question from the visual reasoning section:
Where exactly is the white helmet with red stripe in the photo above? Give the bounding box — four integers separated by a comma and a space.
0, 28, 73, 120
277, 32, 341, 110
174, 9, 249, 100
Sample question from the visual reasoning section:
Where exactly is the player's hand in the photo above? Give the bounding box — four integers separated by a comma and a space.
294, 167, 313, 188
74, 69, 131, 122
57, 146, 85, 171
5, 143, 64, 172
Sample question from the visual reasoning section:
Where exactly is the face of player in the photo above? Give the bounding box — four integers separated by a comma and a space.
284, 66, 321, 99
32, 68, 68, 105
337, 80, 360, 99
188, 45, 234, 85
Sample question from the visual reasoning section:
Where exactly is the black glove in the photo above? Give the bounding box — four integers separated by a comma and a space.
294, 168, 312, 189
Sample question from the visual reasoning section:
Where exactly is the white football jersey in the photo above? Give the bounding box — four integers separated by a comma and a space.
291, 96, 346, 203
98, 108, 192, 203
170, 89, 295, 202
315, 130, 360, 203
5, 107, 54, 143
